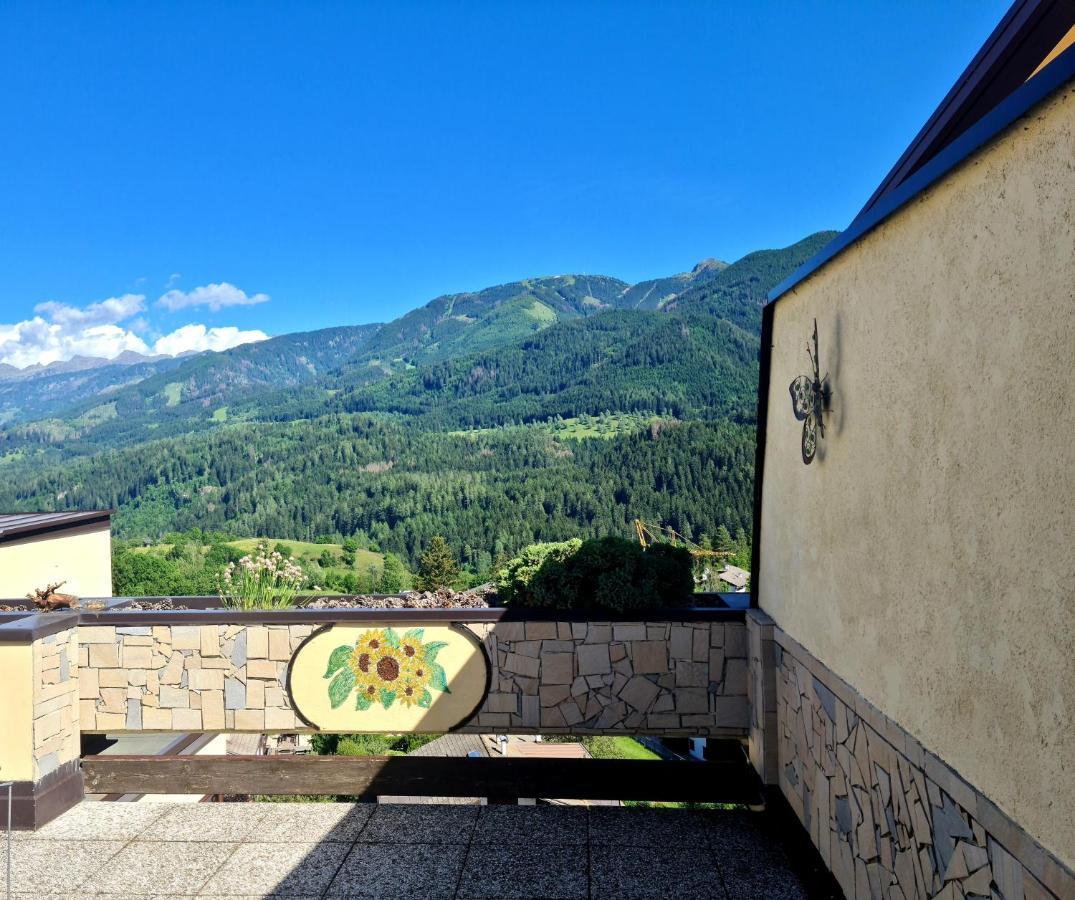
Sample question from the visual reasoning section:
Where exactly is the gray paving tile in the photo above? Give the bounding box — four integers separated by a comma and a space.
721, 866, 808, 900
357, 803, 478, 844
250, 801, 373, 842
473, 805, 587, 846
138, 802, 270, 842
588, 806, 709, 847
198, 841, 350, 896
326, 842, 467, 899
84, 840, 238, 895
707, 813, 807, 900
457, 843, 588, 899
590, 844, 726, 899
14, 800, 171, 840
1, 840, 125, 894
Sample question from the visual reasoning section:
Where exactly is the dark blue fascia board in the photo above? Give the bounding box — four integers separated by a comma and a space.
768, 43, 1075, 305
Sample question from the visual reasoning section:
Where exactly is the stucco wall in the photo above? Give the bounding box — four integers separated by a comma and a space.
759, 84, 1075, 867
0, 523, 113, 599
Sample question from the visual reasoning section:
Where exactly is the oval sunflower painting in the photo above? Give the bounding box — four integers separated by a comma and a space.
288, 625, 488, 732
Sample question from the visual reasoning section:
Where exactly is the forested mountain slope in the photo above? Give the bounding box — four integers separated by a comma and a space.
0, 353, 191, 426
0, 230, 837, 561
337, 274, 631, 376
2, 414, 756, 565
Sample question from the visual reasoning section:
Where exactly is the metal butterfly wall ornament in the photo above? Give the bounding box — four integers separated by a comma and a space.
788, 319, 832, 465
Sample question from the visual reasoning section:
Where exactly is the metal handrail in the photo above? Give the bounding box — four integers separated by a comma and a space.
1, 781, 10, 899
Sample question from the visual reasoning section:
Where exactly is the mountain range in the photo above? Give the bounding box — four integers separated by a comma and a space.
0, 231, 834, 560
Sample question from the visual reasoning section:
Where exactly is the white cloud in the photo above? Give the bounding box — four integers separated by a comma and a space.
0, 286, 271, 368
157, 282, 269, 312
33, 294, 146, 329
152, 324, 268, 356
0, 304, 152, 368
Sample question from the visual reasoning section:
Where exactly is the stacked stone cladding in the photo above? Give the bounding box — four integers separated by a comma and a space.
460, 620, 749, 735
776, 632, 1073, 900
32, 628, 80, 779
78, 624, 313, 733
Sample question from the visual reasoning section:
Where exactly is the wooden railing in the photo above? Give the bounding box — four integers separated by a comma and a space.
82, 750, 763, 805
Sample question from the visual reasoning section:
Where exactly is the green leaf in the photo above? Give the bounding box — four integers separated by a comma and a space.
356, 692, 372, 711
379, 688, 396, 710
328, 668, 355, 709
417, 689, 432, 709
384, 627, 400, 649
403, 628, 425, 642
424, 641, 448, 661
428, 662, 450, 693
324, 645, 352, 679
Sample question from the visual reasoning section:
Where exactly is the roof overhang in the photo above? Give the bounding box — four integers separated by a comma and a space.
768, 0, 1075, 305
0, 510, 115, 545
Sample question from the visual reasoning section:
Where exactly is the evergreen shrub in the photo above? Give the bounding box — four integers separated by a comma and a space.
497, 536, 692, 612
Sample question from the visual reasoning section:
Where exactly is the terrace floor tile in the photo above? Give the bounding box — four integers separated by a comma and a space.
81, 840, 238, 895
457, 843, 588, 899
0, 839, 125, 894
590, 843, 727, 899
473, 804, 588, 845
325, 841, 467, 899
198, 841, 351, 896
13, 799, 171, 840
138, 802, 270, 842
249, 801, 374, 842
357, 802, 479, 844
588, 806, 710, 847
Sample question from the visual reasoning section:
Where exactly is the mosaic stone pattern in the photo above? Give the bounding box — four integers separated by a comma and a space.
77, 620, 749, 736
776, 635, 1073, 900
460, 620, 749, 735
33, 628, 80, 779
78, 624, 313, 732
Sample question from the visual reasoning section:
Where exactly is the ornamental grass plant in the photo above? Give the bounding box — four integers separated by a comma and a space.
218, 542, 305, 609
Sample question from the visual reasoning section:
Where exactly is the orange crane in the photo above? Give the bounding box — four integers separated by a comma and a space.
633, 519, 731, 559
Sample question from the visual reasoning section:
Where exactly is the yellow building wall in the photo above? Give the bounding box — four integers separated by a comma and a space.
0, 523, 113, 600
0, 644, 34, 782
759, 83, 1075, 867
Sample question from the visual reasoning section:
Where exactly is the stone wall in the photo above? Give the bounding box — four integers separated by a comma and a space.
79, 624, 312, 733
77, 618, 749, 736
775, 629, 1074, 900
461, 620, 747, 735
32, 627, 80, 780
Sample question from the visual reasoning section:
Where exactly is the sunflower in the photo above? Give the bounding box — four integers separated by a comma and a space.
326, 627, 447, 711
354, 628, 389, 656
397, 669, 431, 708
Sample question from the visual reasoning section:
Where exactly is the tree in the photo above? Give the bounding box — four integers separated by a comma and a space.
378, 553, 410, 593
415, 536, 459, 591
714, 525, 735, 554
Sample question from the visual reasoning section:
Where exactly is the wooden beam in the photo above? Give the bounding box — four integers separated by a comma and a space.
81, 754, 761, 804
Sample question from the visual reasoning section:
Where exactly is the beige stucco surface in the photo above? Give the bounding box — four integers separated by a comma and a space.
760, 84, 1075, 867
0, 522, 113, 600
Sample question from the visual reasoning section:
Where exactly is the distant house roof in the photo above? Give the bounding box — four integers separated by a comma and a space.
718, 565, 750, 590
507, 741, 590, 759
769, 0, 1075, 304
0, 510, 113, 545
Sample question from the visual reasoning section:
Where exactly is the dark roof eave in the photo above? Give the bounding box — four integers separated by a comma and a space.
768, 43, 1075, 305
0, 509, 115, 544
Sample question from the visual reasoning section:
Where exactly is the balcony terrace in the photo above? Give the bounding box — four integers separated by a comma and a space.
4, 800, 819, 899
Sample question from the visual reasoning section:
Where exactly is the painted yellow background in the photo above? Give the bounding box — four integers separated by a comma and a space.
0, 643, 34, 782
288, 625, 488, 732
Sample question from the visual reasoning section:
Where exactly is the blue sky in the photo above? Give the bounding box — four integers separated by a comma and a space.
0, 1, 1010, 365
